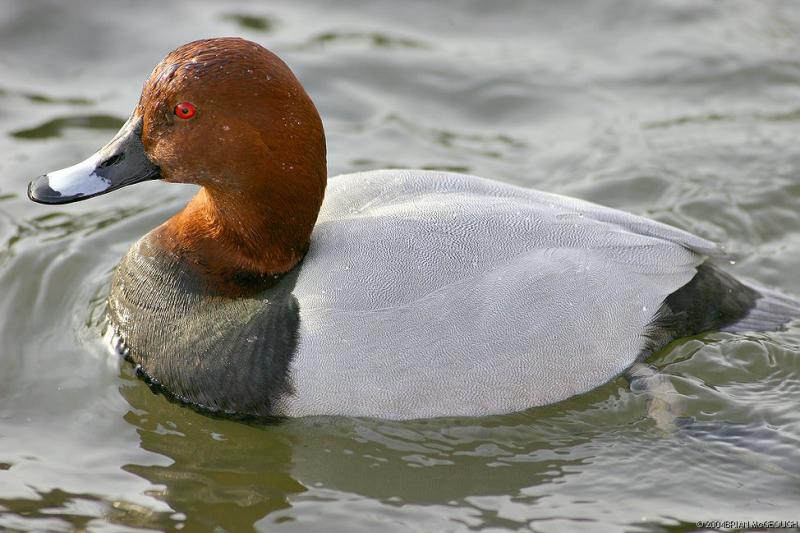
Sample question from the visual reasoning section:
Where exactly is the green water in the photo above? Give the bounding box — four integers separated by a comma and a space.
2, 1, 800, 531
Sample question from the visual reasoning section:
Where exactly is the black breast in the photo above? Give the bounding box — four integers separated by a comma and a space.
107, 236, 301, 416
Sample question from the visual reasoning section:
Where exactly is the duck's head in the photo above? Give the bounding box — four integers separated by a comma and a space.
29, 37, 327, 278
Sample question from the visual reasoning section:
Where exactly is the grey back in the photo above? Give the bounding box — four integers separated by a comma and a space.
283, 170, 718, 418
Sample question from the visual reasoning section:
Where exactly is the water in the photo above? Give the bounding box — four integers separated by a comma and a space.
2, 0, 800, 530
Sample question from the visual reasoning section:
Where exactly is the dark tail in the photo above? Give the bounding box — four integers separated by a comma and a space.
642, 262, 800, 357
722, 283, 800, 333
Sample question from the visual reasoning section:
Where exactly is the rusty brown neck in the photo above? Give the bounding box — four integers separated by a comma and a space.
153, 176, 323, 293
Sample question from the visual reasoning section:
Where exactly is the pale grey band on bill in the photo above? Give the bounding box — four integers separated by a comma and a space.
45, 153, 108, 197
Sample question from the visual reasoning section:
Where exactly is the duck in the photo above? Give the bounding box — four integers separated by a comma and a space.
27, 37, 800, 419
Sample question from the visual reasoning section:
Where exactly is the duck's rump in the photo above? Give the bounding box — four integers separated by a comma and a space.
109, 170, 798, 419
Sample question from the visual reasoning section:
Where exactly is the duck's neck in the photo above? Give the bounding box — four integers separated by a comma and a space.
154, 183, 321, 288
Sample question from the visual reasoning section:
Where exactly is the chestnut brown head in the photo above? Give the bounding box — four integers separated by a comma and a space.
29, 37, 327, 215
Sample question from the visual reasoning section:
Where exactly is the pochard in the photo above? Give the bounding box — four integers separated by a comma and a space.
28, 37, 799, 419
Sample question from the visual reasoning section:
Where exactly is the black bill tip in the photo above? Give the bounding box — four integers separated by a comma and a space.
28, 174, 66, 205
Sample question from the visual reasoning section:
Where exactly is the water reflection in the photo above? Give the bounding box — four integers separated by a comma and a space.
0, 487, 176, 531
116, 366, 623, 529
12, 115, 125, 140
221, 13, 277, 32
643, 107, 800, 129
285, 414, 597, 503
0, 86, 92, 106
119, 373, 305, 531
299, 31, 430, 50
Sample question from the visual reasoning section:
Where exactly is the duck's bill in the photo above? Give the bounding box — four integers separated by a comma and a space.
27, 114, 161, 205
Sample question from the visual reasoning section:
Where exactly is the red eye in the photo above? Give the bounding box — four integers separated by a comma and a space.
174, 101, 196, 119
